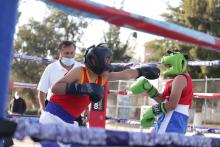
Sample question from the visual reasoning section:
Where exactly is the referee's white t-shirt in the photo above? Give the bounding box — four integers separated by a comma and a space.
37, 60, 83, 101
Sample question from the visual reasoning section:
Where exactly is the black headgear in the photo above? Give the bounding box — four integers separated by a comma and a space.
84, 43, 113, 75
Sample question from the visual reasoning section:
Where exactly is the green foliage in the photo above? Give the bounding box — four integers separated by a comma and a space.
11, 8, 88, 107
102, 25, 133, 71
45, 9, 88, 42
144, 39, 168, 62
144, 0, 220, 78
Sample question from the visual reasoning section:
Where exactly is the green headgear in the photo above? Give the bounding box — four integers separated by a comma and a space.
161, 51, 187, 76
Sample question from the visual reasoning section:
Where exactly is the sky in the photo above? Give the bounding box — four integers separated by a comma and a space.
18, 0, 180, 62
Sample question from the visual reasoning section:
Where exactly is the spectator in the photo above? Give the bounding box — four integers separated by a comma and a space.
9, 91, 26, 115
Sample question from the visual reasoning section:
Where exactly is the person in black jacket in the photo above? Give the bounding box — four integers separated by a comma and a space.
9, 91, 26, 115
5, 91, 26, 147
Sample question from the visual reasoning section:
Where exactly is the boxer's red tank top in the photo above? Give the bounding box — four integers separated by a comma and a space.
161, 74, 193, 107
50, 67, 103, 118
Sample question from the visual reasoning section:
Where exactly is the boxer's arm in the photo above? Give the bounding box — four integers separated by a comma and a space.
38, 91, 46, 113
51, 67, 82, 94
152, 94, 164, 103
163, 75, 187, 112
108, 66, 160, 81
108, 69, 138, 81
141, 75, 187, 108
52, 67, 104, 103
66, 83, 104, 102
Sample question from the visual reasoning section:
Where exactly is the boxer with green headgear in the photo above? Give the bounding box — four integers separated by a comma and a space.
130, 50, 193, 134
130, 51, 188, 97
161, 51, 188, 76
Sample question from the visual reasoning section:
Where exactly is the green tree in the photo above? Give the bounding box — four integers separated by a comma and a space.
144, 0, 220, 79
102, 25, 134, 71
144, 39, 168, 62
103, 25, 132, 62
162, 0, 220, 78
11, 9, 88, 109
45, 9, 88, 44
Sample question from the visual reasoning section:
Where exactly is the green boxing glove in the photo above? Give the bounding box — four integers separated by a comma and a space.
141, 103, 166, 128
130, 76, 158, 98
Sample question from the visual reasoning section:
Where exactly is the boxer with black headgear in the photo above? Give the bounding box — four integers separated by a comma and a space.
84, 43, 113, 75
39, 43, 161, 146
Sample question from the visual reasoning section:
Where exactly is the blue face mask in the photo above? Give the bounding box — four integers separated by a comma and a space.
61, 57, 75, 66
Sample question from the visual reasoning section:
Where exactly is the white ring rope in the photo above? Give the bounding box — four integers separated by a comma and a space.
12, 117, 216, 147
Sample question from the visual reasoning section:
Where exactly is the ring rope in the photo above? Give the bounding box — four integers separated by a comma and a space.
8, 81, 220, 99
8, 115, 220, 134
40, 0, 220, 52
12, 117, 218, 147
105, 116, 220, 134
14, 52, 220, 66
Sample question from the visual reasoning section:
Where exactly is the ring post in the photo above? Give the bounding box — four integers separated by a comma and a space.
0, 0, 19, 146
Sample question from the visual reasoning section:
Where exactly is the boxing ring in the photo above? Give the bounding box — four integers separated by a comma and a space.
1, 0, 220, 146
7, 57, 220, 146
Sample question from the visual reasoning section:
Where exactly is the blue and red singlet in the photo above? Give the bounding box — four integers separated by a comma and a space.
154, 73, 194, 134
46, 67, 104, 123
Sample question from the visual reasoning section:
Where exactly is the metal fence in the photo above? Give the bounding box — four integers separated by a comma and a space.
107, 78, 220, 124
192, 78, 220, 124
